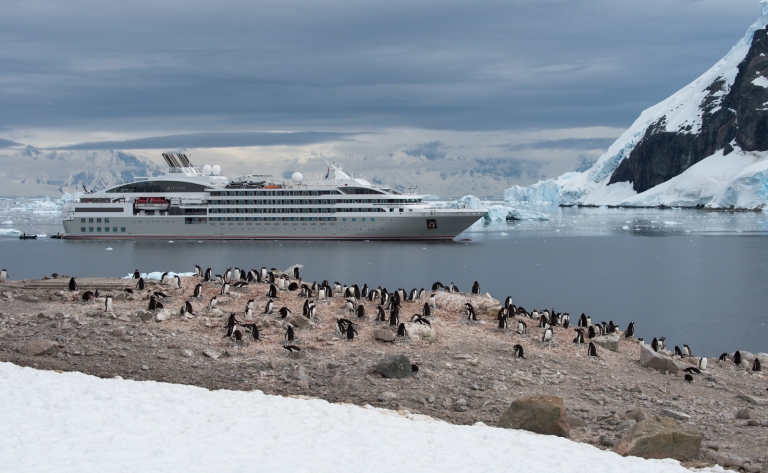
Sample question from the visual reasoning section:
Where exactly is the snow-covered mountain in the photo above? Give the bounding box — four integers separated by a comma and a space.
0, 147, 162, 197
507, 2, 768, 210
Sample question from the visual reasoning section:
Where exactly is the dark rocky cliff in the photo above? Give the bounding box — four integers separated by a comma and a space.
609, 27, 768, 193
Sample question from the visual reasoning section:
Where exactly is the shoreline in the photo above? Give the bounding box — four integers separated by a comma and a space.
1, 274, 767, 470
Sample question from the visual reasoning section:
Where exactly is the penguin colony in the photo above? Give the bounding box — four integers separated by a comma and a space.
8, 265, 760, 379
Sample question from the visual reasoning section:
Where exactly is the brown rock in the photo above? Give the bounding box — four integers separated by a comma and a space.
374, 329, 396, 342
613, 416, 702, 461
639, 343, 680, 374
736, 408, 754, 419
498, 394, 570, 438
19, 339, 59, 356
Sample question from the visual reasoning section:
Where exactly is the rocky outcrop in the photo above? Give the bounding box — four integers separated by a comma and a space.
374, 355, 413, 379
614, 416, 703, 461
592, 334, 620, 352
19, 339, 59, 356
610, 28, 768, 193
639, 343, 681, 374
498, 394, 569, 438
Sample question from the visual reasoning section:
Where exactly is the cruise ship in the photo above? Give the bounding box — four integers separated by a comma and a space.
61, 153, 486, 240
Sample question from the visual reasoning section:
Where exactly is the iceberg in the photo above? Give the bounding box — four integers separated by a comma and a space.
122, 271, 197, 280
0, 228, 23, 236
481, 205, 551, 222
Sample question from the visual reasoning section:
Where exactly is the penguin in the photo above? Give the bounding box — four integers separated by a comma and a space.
220, 283, 230, 295
417, 288, 425, 299
133, 269, 140, 279
153, 291, 168, 299
573, 329, 585, 344
682, 344, 691, 357
285, 325, 295, 342
409, 288, 418, 301
279, 307, 291, 319
498, 316, 508, 329
411, 314, 430, 325
471, 281, 480, 295
356, 304, 366, 319
244, 306, 253, 320
184, 300, 194, 315
318, 287, 326, 300
232, 329, 243, 342
423, 302, 431, 317
307, 305, 316, 319
284, 345, 301, 353
244, 324, 260, 340
579, 314, 588, 327
194, 264, 202, 277
625, 322, 635, 338
698, 357, 708, 370
389, 308, 399, 326
175, 275, 182, 289
607, 321, 616, 334
733, 351, 742, 365
504, 296, 512, 310
542, 327, 553, 343
376, 306, 387, 322
431, 281, 444, 291
513, 344, 525, 359
428, 294, 436, 309
160, 272, 169, 285
233, 268, 240, 281
208, 295, 218, 310
0, 269, 7, 284
51, 273, 59, 279
587, 342, 598, 357
674, 346, 683, 357
753, 358, 762, 372
137, 277, 146, 291
684, 374, 694, 383
293, 266, 300, 279
148, 295, 163, 311
658, 337, 666, 351
587, 326, 596, 339
465, 303, 477, 321
683, 367, 701, 375
345, 298, 356, 313
204, 268, 212, 282
267, 283, 277, 298
345, 323, 358, 340
397, 323, 407, 337
104, 295, 113, 312
193, 283, 202, 298
123, 288, 133, 294
516, 320, 527, 335
302, 299, 311, 317
718, 353, 729, 362
69, 277, 78, 291
82, 291, 94, 302
95, 289, 101, 299
651, 338, 659, 352
448, 282, 458, 293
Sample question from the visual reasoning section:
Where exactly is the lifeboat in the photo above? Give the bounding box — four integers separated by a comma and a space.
134, 197, 170, 210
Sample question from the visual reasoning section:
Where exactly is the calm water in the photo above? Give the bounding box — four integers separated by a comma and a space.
2, 204, 767, 357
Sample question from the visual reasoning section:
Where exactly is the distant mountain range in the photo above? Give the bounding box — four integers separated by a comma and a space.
508, 2, 768, 210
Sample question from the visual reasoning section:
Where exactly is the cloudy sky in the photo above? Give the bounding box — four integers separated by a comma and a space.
0, 0, 763, 192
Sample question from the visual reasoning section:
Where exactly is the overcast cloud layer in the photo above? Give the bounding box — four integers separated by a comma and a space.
0, 0, 761, 135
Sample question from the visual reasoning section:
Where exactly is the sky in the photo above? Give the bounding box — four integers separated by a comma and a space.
0, 0, 763, 192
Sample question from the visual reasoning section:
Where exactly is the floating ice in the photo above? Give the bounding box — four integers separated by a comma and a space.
122, 271, 196, 280
1, 220, 13, 225
0, 228, 22, 236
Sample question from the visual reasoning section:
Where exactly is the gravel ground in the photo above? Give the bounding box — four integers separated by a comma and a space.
1, 274, 767, 471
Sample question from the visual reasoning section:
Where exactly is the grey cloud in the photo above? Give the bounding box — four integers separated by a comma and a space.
474, 158, 542, 179
502, 138, 616, 151
404, 141, 446, 160
54, 132, 358, 150
0, 138, 22, 148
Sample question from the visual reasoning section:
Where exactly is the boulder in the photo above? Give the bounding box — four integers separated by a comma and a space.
757, 352, 768, 366
613, 416, 702, 461
17, 294, 39, 302
202, 349, 221, 359
377, 391, 397, 402
19, 339, 59, 356
374, 329, 396, 342
593, 334, 620, 352
639, 343, 680, 374
136, 310, 154, 322
736, 408, 754, 419
498, 394, 570, 438
405, 322, 436, 342
374, 354, 413, 379
155, 309, 172, 322
287, 316, 313, 330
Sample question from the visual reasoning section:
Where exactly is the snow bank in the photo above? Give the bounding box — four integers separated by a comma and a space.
122, 271, 196, 280
0, 362, 719, 473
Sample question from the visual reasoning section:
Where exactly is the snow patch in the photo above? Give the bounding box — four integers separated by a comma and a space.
752, 76, 768, 88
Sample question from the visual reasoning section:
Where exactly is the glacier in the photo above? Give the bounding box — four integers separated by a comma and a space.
505, 2, 768, 210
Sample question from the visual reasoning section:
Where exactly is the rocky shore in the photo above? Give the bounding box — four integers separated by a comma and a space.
1, 273, 767, 471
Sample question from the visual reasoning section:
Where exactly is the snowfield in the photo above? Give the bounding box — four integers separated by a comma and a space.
0, 362, 721, 473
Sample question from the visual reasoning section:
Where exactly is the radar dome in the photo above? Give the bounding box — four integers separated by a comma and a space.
291, 172, 304, 183
211, 165, 221, 175
202, 165, 212, 175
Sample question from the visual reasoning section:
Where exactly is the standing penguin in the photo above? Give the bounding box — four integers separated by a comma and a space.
682, 344, 691, 357
498, 316, 508, 329
267, 283, 278, 298
471, 281, 480, 295
104, 295, 113, 312
516, 320, 527, 335
133, 269, 140, 279
542, 327, 553, 343
573, 329, 585, 344
279, 307, 291, 319
356, 304, 365, 319
625, 321, 635, 338
285, 325, 295, 342
513, 344, 526, 359
69, 277, 78, 291
137, 277, 146, 290
345, 323, 358, 340
587, 342, 599, 357
753, 358, 761, 372
208, 295, 218, 310
0, 269, 7, 284
376, 306, 387, 322
428, 294, 436, 309
193, 283, 202, 298
698, 357, 708, 370
423, 302, 431, 317
733, 351, 742, 365
397, 323, 407, 337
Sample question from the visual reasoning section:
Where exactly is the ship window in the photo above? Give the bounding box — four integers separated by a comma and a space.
89, 218, 94, 223
88, 227, 93, 232
121, 227, 125, 232
104, 227, 109, 232
80, 227, 85, 232
96, 227, 101, 232
371, 218, 375, 222
351, 218, 356, 222
113, 227, 117, 232
342, 218, 346, 222
389, 208, 393, 212
361, 218, 365, 222
80, 218, 85, 223
400, 208, 404, 212
105, 218, 110, 223
96, 218, 101, 223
